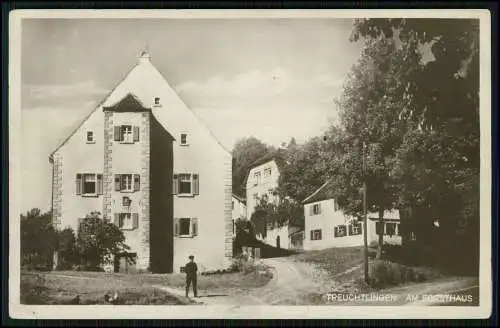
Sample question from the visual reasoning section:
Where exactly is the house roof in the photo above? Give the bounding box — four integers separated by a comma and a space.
232, 193, 246, 204
302, 179, 336, 204
49, 50, 230, 161
243, 149, 286, 187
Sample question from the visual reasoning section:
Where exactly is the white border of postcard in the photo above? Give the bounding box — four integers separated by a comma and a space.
9, 9, 492, 319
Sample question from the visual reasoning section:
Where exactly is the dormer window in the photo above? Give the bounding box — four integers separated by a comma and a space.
180, 133, 188, 146
154, 97, 161, 106
86, 131, 95, 143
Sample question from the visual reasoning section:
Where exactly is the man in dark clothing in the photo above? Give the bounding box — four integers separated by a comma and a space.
184, 255, 198, 297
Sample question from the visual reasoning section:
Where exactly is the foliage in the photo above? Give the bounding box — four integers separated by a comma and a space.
234, 217, 255, 236
250, 195, 304, 237
369, 259, 441, 289
232, 137, 275, 197
76, 211, 129, 271
55, 228, 79, 270
21, 208, 57, 271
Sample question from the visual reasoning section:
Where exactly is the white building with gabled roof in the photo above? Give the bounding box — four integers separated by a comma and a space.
49, 51, 233, 273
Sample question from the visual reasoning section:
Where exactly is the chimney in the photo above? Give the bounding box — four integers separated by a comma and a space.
138, 50, 151, 64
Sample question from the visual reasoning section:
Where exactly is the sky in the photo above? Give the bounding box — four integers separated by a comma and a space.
21, 18, 363, 212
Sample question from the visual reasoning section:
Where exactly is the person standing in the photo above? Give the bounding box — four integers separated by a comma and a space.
184, 255, 198, 297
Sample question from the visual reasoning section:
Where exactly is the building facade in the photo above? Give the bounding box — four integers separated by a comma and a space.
49, 51, 233, 273
232, 193, 247, 236
302, 181, 401, 251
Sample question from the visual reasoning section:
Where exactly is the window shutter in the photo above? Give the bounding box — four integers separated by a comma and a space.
191, 218, 198, 236
193, 174, 199, 195
114, 213, 120, 227
348, 224, 353, 236
174, 218, 179, 236
115, 175, 121, 191
318, 230, 322, 240
133, 126, 140, 142
76, 174, 82, 195
134, 174, 140, 191
334, 227, 338, 238
97, 174, 103, 195
310, 230, 313, 240
318, 204, 322, 214
173, 174, 178, 195
114, 126, 121, 141
133, 213, 139, 229
309, 205, 313, 216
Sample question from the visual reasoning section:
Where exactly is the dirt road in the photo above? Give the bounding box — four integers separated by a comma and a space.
156, 257, 479, 306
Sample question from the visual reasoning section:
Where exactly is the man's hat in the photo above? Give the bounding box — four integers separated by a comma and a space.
189, 255, 194, 259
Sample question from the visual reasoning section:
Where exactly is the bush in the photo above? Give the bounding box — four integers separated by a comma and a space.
20, 274, 48, 304
369, 260, 441, 289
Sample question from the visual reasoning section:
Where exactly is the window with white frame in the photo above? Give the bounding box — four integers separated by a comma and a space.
115, 174, 140, 192
311, 203, 321, 215
264, 168, 271, 179
334, 225, 347, 237
154, 97, 161, 106
86, 131, 95, 143
121, 174, 133, 192
253, 171, 261, 186
173, 173, 199, 196
120, 125, 133, 143
76, 173, 103, 196
180, 133, 188, 146
349, 223, 362, 236
310, 229, 322, 240
119, 213, 133, 229
174, 218, 198, 237
83, 174, 96, 195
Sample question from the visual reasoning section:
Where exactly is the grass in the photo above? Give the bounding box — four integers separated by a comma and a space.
20, 271, 194, 305
21, 265, 273, 305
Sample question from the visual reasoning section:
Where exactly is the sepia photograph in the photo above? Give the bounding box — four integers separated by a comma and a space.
8, 9, 491, 319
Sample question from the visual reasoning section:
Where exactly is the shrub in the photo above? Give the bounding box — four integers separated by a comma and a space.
369, 260, 441, 289
20, 274, 48, 304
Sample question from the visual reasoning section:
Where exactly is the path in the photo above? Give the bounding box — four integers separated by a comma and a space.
151, 257, 479, 306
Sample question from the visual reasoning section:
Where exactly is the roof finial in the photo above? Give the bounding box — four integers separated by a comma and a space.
138, 42, 151, 64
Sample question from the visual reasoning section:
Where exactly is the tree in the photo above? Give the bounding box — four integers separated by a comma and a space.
232, 137, 275, 197
21, 208, 57, 270
55, 228, 78, 270
335, 35, 413, 258
347, 19, 479, 269
76, 211, 129, 271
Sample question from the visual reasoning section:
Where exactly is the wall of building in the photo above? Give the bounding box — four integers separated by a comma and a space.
232, 197, 247, 236
303, 199, 363, 251
105, 111, 150, 270
366, 210, 402, 246
261, 225, 289, 249
54, 109, 104, 231
150, 115, 174, 273
246, 160, 280, 220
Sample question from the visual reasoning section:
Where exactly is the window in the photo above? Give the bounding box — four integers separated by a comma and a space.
349, 223, 362, 236
264, 168, 272, 178
114, 213, 139, 230
114, 125, 139, 143
121, 125, 133, 143
115, 174, 140, 192
122, 196, 132, 207
154, 97, 160, 105
173, 173, 199, 196
254, 172, 261, 186
310, 229, 322, 240
232, 201, 235, 210
410, 231, 417, 241
334, 200, 340, 212
376, 221, 385, 236
310, 203, 321, 216
174, 218, 198, 237
86, 131, 95, 143
180, 133, 188, 146
334, 225, 347, 237
385, 223, 397, 236
76, 173, 103, 196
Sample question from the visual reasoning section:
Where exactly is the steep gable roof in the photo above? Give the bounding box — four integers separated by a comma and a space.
302, 179, 336, 204
232, 193, 246, 204
49, 51, 230, 161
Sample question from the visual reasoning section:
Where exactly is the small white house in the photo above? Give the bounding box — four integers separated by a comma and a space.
302, 181, 401, 251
